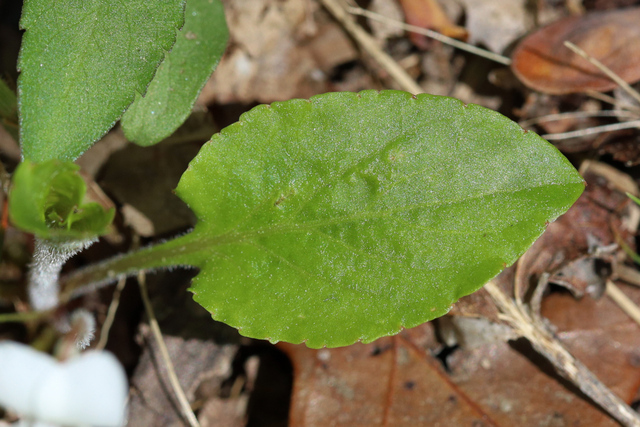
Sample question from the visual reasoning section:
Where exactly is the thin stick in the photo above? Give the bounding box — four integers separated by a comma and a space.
519, 110, 639, 128
347, 5, 512, 66
542, 120, 640, 140
513, 258, 527, 309
0, 159, 12, 195
95, 277, 127, 350
564, 41, 640, 107
605, 280, 640, 327
583, 90, 640, 115
614, 263, 640, 287
319, 0, 423, 94
0, 309, 52, 323
137, 271, 201, 427
484, 280, 640, 427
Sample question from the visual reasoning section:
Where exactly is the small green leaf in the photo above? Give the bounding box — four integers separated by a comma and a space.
122, 0, 228, 146
9, 160, 114, 240
18, 0, 186, 162
152, 91, 585, 348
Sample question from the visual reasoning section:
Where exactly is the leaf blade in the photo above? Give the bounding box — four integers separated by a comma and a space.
18, 0, 186, 161
173, 90, 584, 348
121, 0, 228, 146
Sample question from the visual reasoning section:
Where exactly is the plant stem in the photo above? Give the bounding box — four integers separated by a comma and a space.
137, 271, 201, 427
0, 309, 52, 323
484, 280, 640, 427
29, 237, 96, 310
59, 232, 198, 303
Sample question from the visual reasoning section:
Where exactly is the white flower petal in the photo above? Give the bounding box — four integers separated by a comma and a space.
0, 342, 128, 427
0, 341, 57, 416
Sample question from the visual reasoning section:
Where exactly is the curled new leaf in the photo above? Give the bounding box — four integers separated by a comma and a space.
9, 160, 114, 240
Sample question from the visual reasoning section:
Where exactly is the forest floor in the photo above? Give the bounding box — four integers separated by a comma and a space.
3, 0, 640, 426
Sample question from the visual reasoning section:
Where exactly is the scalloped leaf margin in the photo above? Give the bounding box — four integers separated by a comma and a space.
162, 90, 584, 348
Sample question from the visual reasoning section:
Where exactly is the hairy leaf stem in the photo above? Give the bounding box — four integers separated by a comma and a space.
59, 232, 198, 303
29, 237, 96, 310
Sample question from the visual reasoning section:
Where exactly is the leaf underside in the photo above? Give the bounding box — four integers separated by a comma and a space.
166, 90, 584, 348
18, 0, 185, 162
121, 0, 228, 146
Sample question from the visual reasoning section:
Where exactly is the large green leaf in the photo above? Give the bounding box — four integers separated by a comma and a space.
9, 160, 114, 240
160, 90, 584, 348
70, 90, 583, 348
18, 0, 186, 162
121, 0, 228, 146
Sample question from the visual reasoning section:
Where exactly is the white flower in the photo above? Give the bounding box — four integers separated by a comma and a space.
0, 341, 127, 427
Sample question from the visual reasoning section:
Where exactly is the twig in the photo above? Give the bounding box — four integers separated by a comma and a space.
614, 263, 640, 287
0, 159, 12, 195
564, 41, 640, 107
580, 161, 638, 196
542, 120, 640, 140
0, 309, 52, 323
137, 271, 201, 427
318, 0, 423, 94
605, 280, 640, 327
584, 90, 640, 114
530, 272, 550, 320
484, 280, 640, 427
95, 276, 127, 350
519, 110, 639, 128
513, 257, 527, 309
346, 4, 512, 66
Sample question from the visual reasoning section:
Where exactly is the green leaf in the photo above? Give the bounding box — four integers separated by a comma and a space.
168, 90, 584, 348
18, 0, 186, 162
121, 0, 228, 146
0, 78, 19, 143
106, 90, 585, 348
9, 160, 114, 240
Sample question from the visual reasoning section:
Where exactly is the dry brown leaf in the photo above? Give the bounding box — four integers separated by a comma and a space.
398, 0, 467, 49
513, 164, 633, 301
511, 7, 640, 94
583, 0, 640, 10
457, 0, 531, 53
126, 272, 241, 427
447, 339, 627, 426
446, 259, 640, 426
598, 134, 640, 166
280, 323, 498, 427
199, 0, 332, 104
449, 287, 501, 322
542, 288, 640, 404
99, 142, 198, 236
367, 0, 405, 42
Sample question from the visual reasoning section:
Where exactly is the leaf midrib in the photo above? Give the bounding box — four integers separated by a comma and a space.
185, 181, 572, 251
